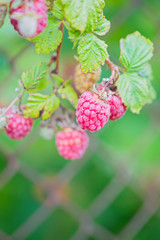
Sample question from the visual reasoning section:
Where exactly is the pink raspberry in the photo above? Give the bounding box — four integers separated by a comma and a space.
76, 91, 110, 132
9, 0, 47, 39
109, 95, 126, 121
4, 107, 33, 140
56, 128, 89, 160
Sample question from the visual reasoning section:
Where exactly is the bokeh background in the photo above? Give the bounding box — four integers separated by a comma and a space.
0, 0, 160, 239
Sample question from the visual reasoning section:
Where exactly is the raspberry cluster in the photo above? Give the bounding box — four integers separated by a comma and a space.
56, 128, 89, 160
9, 0, 47, 39
76, 89, 126, 132
5, 107, 33, 140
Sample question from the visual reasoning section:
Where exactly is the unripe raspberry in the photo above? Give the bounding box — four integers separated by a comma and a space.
9, 0, 47, 39
76, 92, 110, 132
109, 95, 126, 121
74, 64, 101, 94
4, 107, 33, 140
56, 128, 89, 160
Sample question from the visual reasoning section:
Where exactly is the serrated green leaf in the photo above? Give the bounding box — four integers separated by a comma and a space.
52, 0, 64, 20
139, 64, 156, 104
58, 80, 78, 107
120, 32, 153, 72
116, 72, 148, 113
24, 93, 60, 120
31, 15, 62, 54
78, 33, 108, 73
64, 22, 82, 43
21, 63, 48, 90
62, 0, 105, 32
0, 4, 7, 28
94, 15, 111, 36
52, 73, 64, 86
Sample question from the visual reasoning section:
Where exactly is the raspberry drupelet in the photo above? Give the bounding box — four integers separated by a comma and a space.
76, 91, 110, 132
56, 128, 89, 160
9, 0, 47, 39
5, 108, 33, 140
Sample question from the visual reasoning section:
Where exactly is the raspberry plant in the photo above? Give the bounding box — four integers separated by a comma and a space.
0, 0, 156, 160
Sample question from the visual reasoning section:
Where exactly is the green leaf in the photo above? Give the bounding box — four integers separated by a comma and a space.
94, 15, 111, 36
0, 4, 7, 28
52, 73, 64, 86
24, 93, 60, 120
31, 15, 62, 54
139, 64, 156, 104
120, 32, 153, 72
62, 0, 105, 32
116, 72, 148, 113
78, 33, 108, 73
52, 0, 64, 20
58, 80, 78, 107
21, 63, 48, 90
64, 22, 82, 42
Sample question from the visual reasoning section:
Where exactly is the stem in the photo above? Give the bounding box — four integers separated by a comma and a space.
0, 89, 24, 118
54, 22, 64, 75
105, 59, 120, 84
105, 59, 120, 88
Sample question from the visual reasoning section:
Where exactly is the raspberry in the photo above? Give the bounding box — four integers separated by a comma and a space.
9, 0, 47, 39
56, 128, 89, 160
76, 91, 110, 132
109, 95, 126, 121
4, 107, 33, 140
74, 64, 101, 94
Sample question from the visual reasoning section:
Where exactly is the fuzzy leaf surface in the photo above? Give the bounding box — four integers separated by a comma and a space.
116, 72, 148, 113
31, 15, 62, 54
94, 15, 111, 36
78, 33, 108, 72
21, 63, 48, 90
120, 32, 153, 71
24, 93, 60, 120
62, 0, 105, 32
139, 64, 156, 104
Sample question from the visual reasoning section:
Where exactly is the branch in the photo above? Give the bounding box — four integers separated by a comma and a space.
55, 22, 64, 74
0, 89, 24, 118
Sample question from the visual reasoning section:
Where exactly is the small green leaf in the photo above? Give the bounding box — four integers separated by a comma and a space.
120, 32, 153, 72
116, 72, 148, 113
58, 80, 78, 107
21, 63, 48, 90
31, 15, 62, 54
62, 0, 105, 32
78, 33, 108, 73
94, 15, 111, 36
24, 93, 60, 120
0, 4, 7, 28
52, 73, 64, 86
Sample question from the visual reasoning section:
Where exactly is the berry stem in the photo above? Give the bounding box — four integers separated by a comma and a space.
105, 59, 120, 85
0, 89, 24, 118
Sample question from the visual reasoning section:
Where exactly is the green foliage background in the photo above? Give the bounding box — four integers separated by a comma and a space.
0, 0, 160, 239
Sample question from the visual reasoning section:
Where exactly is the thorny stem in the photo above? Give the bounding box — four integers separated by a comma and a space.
0, 89, 24, 118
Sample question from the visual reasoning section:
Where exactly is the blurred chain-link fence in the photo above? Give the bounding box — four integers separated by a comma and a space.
0, 0, 160, 239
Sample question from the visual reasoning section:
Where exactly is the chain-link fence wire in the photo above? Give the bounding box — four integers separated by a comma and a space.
0, 0, 160, 239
